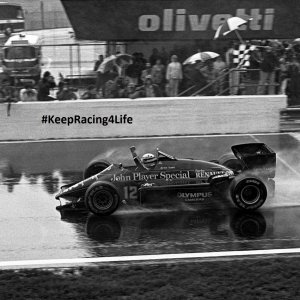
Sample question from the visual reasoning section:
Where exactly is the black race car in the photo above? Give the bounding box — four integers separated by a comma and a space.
55, 143, 276, 216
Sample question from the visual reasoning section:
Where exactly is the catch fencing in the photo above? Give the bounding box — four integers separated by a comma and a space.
40, 42, 126, 84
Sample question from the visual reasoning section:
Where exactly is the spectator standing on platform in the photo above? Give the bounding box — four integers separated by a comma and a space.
126, 53, 142, 85
278, 56, 289, 95
0, 79, 19, 116
94, 54, 104, 92
151, 59, 165, 91
114, 76, 128, 98
37, 71, 56, 101
226, 42, 240, 95
257, 46, 279, 95
93, 54, 104, 72
166, 55, 183, 97
141, 62, 152, 83
0, 79, 17, 102
81, 85, 100, 99
285, 55, 300, 106
198, 60, 215, 96
130, 75, 162, 99
160, 47, 169, 65
149, 48, 161, 66
124, 82, 137, 98
213, 56, 227, 94
249, 48, 262, 81
56, 81, 78, 100
19, 83, 37, 102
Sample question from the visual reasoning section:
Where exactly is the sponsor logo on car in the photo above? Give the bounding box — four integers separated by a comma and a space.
177, 191, 213, 202
110, 169, 233, 182
195, 169, 226, 178
111, 170, 191, 182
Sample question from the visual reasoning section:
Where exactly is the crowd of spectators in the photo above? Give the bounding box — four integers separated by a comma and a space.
1, 40, 300, 105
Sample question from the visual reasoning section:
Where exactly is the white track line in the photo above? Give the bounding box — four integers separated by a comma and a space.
0, 132, 290, 144
250, 135, 300, 178
1, 248, 300, 268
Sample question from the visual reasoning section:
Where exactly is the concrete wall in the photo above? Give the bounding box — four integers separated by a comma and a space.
0, 95, 286, 141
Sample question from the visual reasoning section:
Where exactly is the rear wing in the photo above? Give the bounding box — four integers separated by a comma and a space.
231, 143, 276, 178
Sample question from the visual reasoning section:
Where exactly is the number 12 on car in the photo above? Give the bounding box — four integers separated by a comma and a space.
123, 186, 138, 200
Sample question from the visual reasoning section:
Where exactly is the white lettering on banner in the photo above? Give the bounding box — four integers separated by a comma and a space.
138, 8, 275, 32
139, 15, 160, 31
189, 14, 211, 31
163, 9, 173, 31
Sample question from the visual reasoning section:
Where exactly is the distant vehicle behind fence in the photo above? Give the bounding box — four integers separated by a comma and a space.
2, 33, 42, 84
0, 3, 24, 38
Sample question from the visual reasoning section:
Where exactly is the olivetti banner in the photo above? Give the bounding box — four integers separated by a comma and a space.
61, 0, 300, 41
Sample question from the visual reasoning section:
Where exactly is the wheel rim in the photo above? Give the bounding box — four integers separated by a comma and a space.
93, 190, 114, 211
240, 185, 261, 205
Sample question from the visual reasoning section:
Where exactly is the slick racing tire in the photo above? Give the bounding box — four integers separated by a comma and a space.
218, 153, 244, 172
230, 175, 267, 210
85, 183, 120, 216
83, 160, 110, 179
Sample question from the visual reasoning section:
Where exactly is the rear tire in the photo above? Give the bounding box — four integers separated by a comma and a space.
218, 153, 244, 172
83, 160, 110, 179
230, 175, 267, 210
85, 183, 120, 216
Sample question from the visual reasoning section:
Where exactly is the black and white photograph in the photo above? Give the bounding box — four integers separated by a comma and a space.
0, 0, 299, 299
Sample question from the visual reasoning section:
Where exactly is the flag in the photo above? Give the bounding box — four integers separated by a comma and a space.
233, 44, 256, 69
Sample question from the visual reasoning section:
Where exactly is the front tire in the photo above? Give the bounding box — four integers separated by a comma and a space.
230, 175, 267, 210
85, 183, 120, 216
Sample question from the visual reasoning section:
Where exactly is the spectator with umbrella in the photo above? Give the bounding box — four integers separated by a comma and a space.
182, 51, 219, 96
214, 17, 253, 95
98, 54, 132, 97
94, 54, 104, 92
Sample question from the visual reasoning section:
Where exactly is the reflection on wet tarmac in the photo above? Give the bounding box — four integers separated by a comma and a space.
56, 206, 300, 258
85, 209, 268, 243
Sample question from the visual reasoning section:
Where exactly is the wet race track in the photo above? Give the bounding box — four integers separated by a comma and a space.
1, 133, 300, 264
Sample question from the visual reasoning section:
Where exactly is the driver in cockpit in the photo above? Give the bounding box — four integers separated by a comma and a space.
141, 153, 158, 169
130, 146, 158, 170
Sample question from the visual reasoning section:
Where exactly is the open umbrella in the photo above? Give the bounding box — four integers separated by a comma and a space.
214, 17, 252, 43
97, 55, 116, 73
183, 51, 219, 65
115, 54, 132, 67
97, 54, 132, 73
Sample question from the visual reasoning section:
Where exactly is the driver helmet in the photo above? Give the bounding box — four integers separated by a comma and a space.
141, 153, 157, 168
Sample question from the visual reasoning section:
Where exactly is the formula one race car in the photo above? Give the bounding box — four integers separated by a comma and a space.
55, 143, 276, 216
